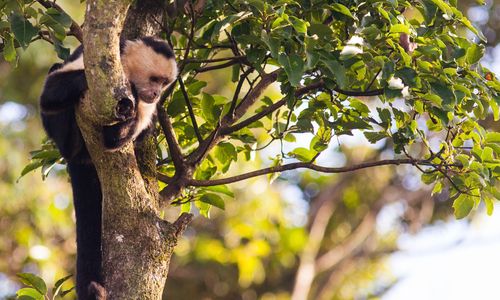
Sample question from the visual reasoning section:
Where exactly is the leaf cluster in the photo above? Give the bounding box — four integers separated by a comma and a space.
9, 0, 500, 219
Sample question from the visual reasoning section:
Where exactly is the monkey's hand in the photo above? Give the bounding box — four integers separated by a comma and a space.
115, 97, 135, 121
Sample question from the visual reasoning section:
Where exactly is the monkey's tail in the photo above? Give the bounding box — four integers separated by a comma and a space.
67, 161, 103, 300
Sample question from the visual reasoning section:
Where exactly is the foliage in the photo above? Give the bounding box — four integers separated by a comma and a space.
0, 0, 75, 62
10, 0, 500, 220
0, 109, 76, 298
16, 273, 73, 300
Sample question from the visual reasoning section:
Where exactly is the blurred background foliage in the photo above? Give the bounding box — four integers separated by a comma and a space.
0, 0, 500, 300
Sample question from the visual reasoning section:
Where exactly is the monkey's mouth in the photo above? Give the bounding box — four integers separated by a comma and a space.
139, 92, 161, 104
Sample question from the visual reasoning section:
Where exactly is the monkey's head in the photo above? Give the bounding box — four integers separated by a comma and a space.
122, 37, 177, 104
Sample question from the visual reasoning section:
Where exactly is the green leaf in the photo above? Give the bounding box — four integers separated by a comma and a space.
45, 8, 72, 27
278, 53, 304, 87
53, 39, 70, 60
215, 142, 237, 162
486, 132, 500, 144
421, 172, 438, 184
211, 12, 252, 41
214, 142, 237, 172
261, 30, 280, 59
203, 185, 234, 197
31, 149, 60, 160
432, 181, 443, 195
484, 195, 494, 216
199, 193, 225, 210
350, 98, 369, 114
427, 0, 453, 15
289, 147, 316, 162
430, 82, 456, 108
364, 131, 387, 143
422, 93, 442, 106
19, 161, 44, 179
9, 13, 38, 48
3, 35, 16, 62
59, 287, 75, 297
466, 44, 485, 65
390, 24, 409, 34
460, 17, 486, 42
16, 288, 43, 300
17, 273, 47, 295
330, 3, 354, 19
187, 81, 207, 95
195, 201, 211, 218
201, 93, 218, 124
284, 133, 296, 142
453, 194, 474, 219
290, 16, 308, 34
167, 91, 186, 117
481, 146, 494, 162
180, 202, 192, 213
52, 274, 72, 297
17, 296, 38, 300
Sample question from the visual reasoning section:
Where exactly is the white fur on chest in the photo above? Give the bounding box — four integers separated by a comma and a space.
57, 55, 84, 73
134, 101, 156, 139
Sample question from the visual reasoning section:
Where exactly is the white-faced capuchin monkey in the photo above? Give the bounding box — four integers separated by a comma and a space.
39, 37, 177, 300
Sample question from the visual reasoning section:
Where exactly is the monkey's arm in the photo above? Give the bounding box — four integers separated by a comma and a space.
40, 69, 87, 113
40, 68, 88, 160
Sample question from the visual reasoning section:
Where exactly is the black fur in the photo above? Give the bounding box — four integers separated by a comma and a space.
40, 70, 87, 113
40, 64, 101, 300
141, 36, 174, 59
68, 161, 102, 300
102, 119, 137, 150
39, 37, 173, 300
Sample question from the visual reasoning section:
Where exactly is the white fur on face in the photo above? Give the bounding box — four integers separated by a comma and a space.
121, 39, 178, 103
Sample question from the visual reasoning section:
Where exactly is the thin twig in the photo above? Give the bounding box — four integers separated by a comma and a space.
228, 68, 254, 118
195, 59, 243, 72
178, 77, 203, 143
177, 9, 197, 74
184, 55, 245, 64
366, 68, 382, 90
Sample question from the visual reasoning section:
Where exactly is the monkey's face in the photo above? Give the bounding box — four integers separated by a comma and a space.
131, 74, 172, 103
122, 40, 177, 104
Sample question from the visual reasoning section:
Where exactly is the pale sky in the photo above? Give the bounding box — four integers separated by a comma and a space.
385, 209, 500, 300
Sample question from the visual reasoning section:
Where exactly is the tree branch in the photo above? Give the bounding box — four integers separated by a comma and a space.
184, 55, 245, 64
36, 0, 83, 42
221, 97, 286, 135
159, 159, 458, 187
223, 70, 280, 126
195, 59, 244, 72
185, 69, 280, 165
157, 106, 185, 171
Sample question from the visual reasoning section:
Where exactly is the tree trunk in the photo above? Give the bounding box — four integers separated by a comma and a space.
77, 1, 190, 298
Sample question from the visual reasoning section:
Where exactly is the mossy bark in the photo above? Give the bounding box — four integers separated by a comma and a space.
77, 1, 190, 299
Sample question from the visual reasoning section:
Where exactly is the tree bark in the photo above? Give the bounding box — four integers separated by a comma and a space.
77, 1, 191, 298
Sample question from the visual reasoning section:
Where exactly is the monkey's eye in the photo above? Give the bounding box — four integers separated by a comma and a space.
150, 76, 160, 83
